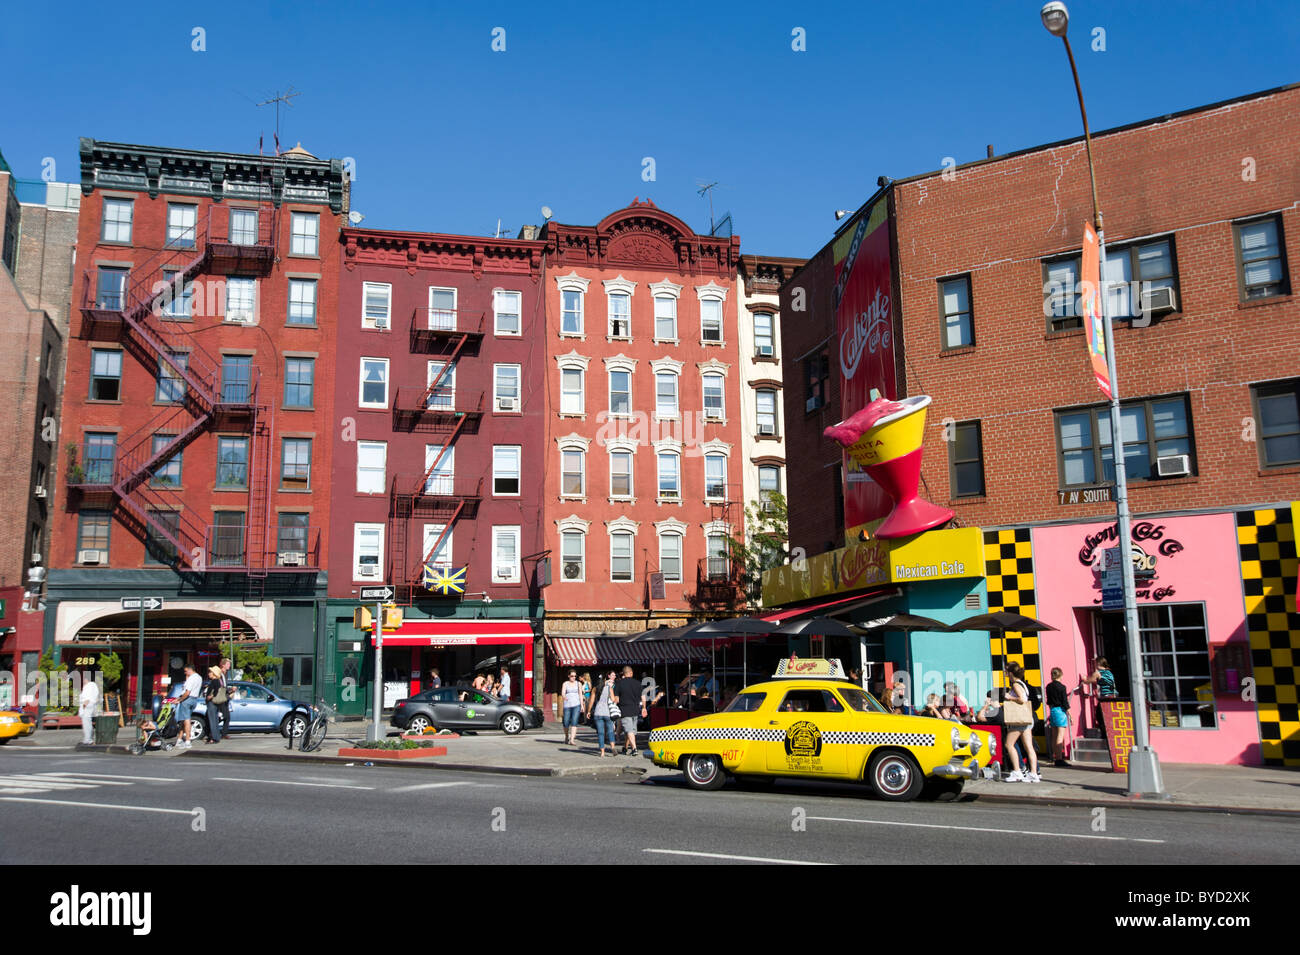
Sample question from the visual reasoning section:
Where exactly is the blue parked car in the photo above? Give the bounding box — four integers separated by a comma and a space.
186, 681, 313, 741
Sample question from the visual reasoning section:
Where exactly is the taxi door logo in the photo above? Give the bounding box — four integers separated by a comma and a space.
784, 720, 823, 769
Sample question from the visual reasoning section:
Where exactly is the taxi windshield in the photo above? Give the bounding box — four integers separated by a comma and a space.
722, 691, 767, 713
839, 687, 888, 713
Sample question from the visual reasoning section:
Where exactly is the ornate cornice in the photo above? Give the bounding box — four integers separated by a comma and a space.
342, 227, 544, 278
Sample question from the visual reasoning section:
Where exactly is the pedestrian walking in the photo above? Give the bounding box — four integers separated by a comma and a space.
428, 668, 442, 690
215, 657, 233, 741
1001, 663, 1040, 783
497, 666, 511, 701
1046, 667, 1071, 766
588, 671, 617, 757
615, 665, 645, 755
78, 676, 100, 745
560, 670, 584, 745
175, 664, 202, 748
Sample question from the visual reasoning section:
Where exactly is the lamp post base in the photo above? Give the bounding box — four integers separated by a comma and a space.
1126, 746, 1167, 798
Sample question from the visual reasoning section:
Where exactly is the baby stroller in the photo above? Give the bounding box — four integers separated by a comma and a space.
129, 700, 181, 754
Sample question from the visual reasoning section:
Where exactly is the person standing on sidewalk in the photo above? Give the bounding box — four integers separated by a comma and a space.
1001, 663, 1040, 783
497, 666, 511, 701
615, 666, 644, 756
78, 676, 100, 745
1046, 667, 1071, 767
204, 665, 228, 744
560, 670, 584, 745
175, 665, 202, 748
588, 671, 616, 757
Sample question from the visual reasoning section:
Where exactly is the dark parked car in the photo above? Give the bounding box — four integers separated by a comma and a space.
187, 681, 313, 741
391, 686, 544, 735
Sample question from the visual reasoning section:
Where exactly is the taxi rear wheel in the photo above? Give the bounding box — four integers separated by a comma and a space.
682, 754, 726, 791
867, 751, 924, 801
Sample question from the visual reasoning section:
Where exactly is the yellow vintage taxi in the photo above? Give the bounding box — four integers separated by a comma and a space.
648, 662, 995, 801
0, 707, 37, 744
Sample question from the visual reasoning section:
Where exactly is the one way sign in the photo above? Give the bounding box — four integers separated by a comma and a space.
121, 597, 165, 611
359, 585, 394, 601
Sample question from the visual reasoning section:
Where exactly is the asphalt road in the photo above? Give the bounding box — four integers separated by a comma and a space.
0, 748, 1295, 865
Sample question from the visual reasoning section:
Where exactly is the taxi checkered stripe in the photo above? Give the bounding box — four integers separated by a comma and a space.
823, 731, 934, 746
649, 727, 784, 743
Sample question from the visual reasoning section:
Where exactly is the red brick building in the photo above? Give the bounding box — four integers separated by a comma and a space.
45, 140, 347, 711
327, 226, 547, 713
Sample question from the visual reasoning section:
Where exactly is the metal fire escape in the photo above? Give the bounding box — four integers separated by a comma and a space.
72, 204, 320, 590
389, 307, 486, 604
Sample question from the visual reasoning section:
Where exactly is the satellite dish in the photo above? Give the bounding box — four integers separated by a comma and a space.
347, 211, 365, 225
541, 206, 553, 220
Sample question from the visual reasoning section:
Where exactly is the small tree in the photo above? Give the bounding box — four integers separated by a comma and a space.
233, 645, 283, 686
724, 492, 790, 610
37, 647, 73, 710
98, 651, 124, 690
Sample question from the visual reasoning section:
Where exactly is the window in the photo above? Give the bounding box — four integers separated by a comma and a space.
281, 438, 311, 490
754, 313, 775, 356
562, 289, 583, 335
561, 368, 584, 414
356, 442, 387, 494
949, 421, 985, 497
608, 292, 630, 338
229, 208, 258, 245
216, 437, 249, 489
287, 278, 317, 326
609, 370, 631, 416
657, 452, 680, 500
759, 465, 781, 510
90, 349, 122, 401
756, 389, 778, 435
422, 524, 454, 571
1235, 215, 1290, 300
1251, 379, 1300, 468
354, 523, 384, 579
700, 298, 723, 342
427, 361, 456, 410
278, 513, 309, 556
212, 512, 245, 566
655, 372, 678, 418
429, 287, 456, 330
1044, 256, 1082, 331
702, 373, 725, 419
777, 689, 845, 714
102, 198, 133, 243
96, 267, 127, 310
493, 445, 521, 495
805, 352, 829, 412
290, 212, 320, 256
82, 433, 116, 484
611, 531, 633, 582
561, 449, 585, 497
659, 533, 682, 583
424, 445, 454, 495
77, 511, 111, 556
221, 355, 252, 403
160, 268, 193, 319
150, 435, 182, 487
493, 526, 520, 582
940, 275, 973, 348
706, 534, 730, 579
225, 277, 257, 324
654, 295, 677, 340
704, 454, 726, 500
360, 358, 389, 408
167, 203, 197, 248
494, 364, 521, 411
610, 451, 633, 498
1056, 395, 1194, 486
561, 531, 585, 582
1138, 604, 1215, 728
1106, 237, 1176, 319
363, 283, 391, 329
495, 290, 521, 335
284, 357, 314, 408
144, 511, 180, 565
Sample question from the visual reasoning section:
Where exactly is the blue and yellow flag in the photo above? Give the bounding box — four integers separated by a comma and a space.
424, 565, 467, 596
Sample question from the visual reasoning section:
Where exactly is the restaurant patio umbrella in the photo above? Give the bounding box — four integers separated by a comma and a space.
771, 616, 863, 639
679, 617, 778, 691
948, 611, 1058, 676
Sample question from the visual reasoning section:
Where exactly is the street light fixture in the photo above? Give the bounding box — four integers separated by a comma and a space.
1040, 1, 1165, 797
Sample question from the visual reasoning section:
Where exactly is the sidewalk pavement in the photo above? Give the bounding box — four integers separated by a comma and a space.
13, 722, 1300, 814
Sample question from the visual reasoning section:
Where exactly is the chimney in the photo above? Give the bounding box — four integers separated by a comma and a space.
986, 145, 995, 159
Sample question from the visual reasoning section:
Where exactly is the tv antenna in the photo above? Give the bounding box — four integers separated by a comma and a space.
257, 86, 301, 153
697, 180, 720, 233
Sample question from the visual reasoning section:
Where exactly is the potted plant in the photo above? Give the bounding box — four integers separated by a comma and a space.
65, 443, 84, 484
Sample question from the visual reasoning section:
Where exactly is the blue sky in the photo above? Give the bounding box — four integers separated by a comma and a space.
2, 1, 1296, 258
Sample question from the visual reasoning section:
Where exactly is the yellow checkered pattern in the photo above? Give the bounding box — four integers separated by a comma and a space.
982, 528, 1042, 711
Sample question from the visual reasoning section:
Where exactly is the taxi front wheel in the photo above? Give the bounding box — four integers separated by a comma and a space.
683, 754, 726, 791
867, 751, 924, 801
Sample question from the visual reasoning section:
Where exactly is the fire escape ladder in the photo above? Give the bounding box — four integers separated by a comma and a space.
417, 414, 471, 493
389, 487, 411, 605
408, 501, 466, 594
246, 410, 273, 581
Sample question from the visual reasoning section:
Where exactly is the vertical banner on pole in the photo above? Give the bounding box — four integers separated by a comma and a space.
1081, 222, 1113, 399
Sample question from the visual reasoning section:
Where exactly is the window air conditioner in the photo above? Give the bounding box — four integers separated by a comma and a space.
29, 553, 41, 565
563, 561, 582, 580
358, 564, 380, 578
805, 397, 824, 413
374, 317, 389, 330
757, 344, 774, 357
1155, 454, 1191, 478
497, 396, 518, 412
278, 552, 305, 566
758, 423, 775, 435
1139, 286, 1178, 316
496, 564, 515, 579
34, 486, 47, 499
704, 409, 723, 420
79, 550, 103, 565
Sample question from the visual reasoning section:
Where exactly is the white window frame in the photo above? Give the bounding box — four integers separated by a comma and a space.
652, 357, 683, 420
555, 272, 590, 337
657, 450, 681, 502
290, 211, 320, 256
359, 357, 390, 409
167, 202, 198, 248
224, 277, 257, 324
650, 279, 682, 343
658, 531, 683, 584
102, 197, 133, 243
561, 368, 584, 415
702, 372, 725, 420
427, 360, 456, 410
604, 275, 637, 340
561, 449, 586, 499
754, 312, 775, 356
422, 524, 454, 571
756, 388, 779, 435
609, 446, 635, 501
428, 286, 457, 331
494, 289, 522, 336
353, 523, 385, 581
604, 354, 637, 418
494, 363, 521, 412
555, 351, 589, 417
287, 277, 317, 326
609, 522, 637, 583
424, 444, 455, 495
492, 526, 521, 583
229, 207, 258, 246
696, 281, 729, 345
704, 453, 727, 502
560, 529, 586, 583
363, 282, 391, 330
493, 445, 521, 497
356, 441, 387, 494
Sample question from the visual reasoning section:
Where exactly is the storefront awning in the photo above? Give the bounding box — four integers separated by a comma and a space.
547, 637, 708, 666
371, 620, 534, 647
759, 588, 898, 623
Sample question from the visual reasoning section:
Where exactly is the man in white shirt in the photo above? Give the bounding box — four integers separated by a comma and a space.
79, 677, 101, 745
497, 667, 511, 701
175, 665, 202, 748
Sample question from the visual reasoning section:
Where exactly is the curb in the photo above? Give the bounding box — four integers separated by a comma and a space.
966, 789, 1300, 818
167, 748, 646, 779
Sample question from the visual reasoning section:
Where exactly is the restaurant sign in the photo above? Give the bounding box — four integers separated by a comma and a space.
1079, 520, 1184, 603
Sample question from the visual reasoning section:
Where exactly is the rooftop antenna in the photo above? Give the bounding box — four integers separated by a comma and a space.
257, 86, 301, 155
697, 180, 720, 234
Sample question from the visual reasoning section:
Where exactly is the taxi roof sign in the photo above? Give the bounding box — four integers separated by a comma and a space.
773, 658, 845, 679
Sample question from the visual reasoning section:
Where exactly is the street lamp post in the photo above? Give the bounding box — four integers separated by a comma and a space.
1040, 1, 1164, 797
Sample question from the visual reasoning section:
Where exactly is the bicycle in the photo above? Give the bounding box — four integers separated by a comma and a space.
299, 699, 334, 753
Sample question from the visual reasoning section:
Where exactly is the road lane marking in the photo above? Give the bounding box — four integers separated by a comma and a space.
388, 781, 479, 792
0, 797, 198, 816
211, 776, 374, 790
47, 772, 182, 783
806, 815, 1165, 843
643, 849, 833, 865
